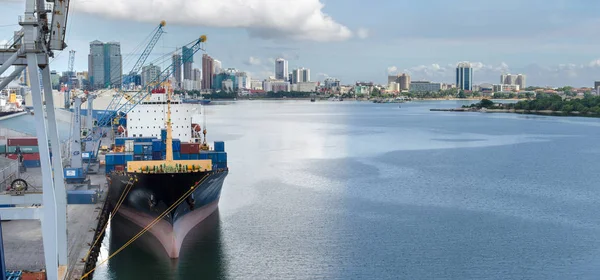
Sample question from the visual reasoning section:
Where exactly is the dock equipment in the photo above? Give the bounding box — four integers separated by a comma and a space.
0, 0, 71, 279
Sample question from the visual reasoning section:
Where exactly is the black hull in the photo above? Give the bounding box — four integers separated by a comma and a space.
107, 170, 227, 257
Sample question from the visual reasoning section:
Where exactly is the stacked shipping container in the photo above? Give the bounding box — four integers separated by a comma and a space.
2, 137, 43, 168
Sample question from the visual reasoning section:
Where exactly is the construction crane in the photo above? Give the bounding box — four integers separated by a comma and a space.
65, 50, 76, 108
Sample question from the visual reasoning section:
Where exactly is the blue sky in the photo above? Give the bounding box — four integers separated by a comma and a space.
2, 0, 600, 87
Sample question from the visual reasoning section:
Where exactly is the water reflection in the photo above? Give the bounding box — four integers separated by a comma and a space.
100, 211, 226, 280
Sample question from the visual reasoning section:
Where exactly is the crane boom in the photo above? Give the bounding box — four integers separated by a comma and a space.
96, 36, 206, 130
48, 0, 70, 51
129, 21, 165, 77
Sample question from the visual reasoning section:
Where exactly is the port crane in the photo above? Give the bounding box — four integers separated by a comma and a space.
0, 0, 71, 279
64, 50, 76, 109
102, 21, 166, 120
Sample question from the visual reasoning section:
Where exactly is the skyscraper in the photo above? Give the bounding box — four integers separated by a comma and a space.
172, 53, 182, 89
501, 74, 526, 90
456, 62, 473, 91
141, 63, 161, 87
275, 58, 288, 81
88, 40, 122, 89
398, 73, 411, 91
182, 46, 193, 80
193, 68, 201, 90
202, 54, 214, 90
213, 59, 222, 74
301, 68, 310, 83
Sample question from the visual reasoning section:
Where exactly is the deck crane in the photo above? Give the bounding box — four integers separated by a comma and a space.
103, 21, 166, 117
0, 0, 71, 278
86, 36, 207, 173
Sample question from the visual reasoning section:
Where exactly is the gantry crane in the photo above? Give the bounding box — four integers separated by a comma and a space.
0, 0, 71, 279
65, 49, 76, 108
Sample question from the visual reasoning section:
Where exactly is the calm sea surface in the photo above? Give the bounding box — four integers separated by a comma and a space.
92, 100, 600, 280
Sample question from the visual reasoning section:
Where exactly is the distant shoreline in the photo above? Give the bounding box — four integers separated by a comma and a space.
430, 108, 600, 118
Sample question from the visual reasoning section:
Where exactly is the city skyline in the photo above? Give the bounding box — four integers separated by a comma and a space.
3, 0, 600, 86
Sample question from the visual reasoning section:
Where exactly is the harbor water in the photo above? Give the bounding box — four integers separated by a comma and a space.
88, 100, 600, 279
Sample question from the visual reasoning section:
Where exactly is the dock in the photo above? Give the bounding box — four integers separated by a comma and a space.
0, 166, 109, 279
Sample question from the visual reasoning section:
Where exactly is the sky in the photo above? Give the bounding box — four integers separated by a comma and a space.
2, 0, 600, 87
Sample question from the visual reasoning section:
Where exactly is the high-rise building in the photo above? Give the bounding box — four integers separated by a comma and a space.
456, 62, 473, 91
172, 53, 182, 89
193, 68, 201, 90
182, 46, 193, 80
88, 40, 122, 89
275, 58, 288, 81
387, 73, 411, 91
213, 59, 222, 74
141, 63, 161, 87
501, 74, 526, 90
235, 72, 251, 89
291, 67, 310, 84
202, 54, 214, 90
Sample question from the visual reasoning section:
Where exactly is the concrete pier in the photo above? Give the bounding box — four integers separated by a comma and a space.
0, 168, 108, 279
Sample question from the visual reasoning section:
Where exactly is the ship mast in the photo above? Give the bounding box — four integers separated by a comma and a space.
165, 82, 174, 161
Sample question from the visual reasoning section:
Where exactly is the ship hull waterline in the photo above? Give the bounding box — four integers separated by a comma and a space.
107, 170, 227, 258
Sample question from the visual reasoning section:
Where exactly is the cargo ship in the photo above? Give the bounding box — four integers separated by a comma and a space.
105, 83, 228, 258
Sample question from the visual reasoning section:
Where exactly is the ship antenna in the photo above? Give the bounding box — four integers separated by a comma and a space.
165, 81, 174, 162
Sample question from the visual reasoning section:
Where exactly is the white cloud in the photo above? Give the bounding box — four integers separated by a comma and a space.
74, 0, 353, 42
356, 28, 369, 39
244, 56, 262, 66
387, 66, 398, 75
0, 40, 8, 47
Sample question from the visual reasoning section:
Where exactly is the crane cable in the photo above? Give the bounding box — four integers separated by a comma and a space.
81, 175, 137, 262
80, 173, 211, 280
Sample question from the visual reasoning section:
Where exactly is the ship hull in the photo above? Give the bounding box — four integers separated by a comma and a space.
108, 170, 227, 258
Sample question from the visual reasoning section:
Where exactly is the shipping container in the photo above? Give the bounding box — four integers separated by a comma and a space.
134, 137, 156, 143
214, 141, 225, 152
124, 153, 134, 162
133, 143, 145, 155
172, 139, 181, 151
7, 146, 39, 153
5, 154, 17, 160
124, 140, 134, 152
161, 129, 167, 140
67, 190, 99, 204
216, 152, 227, 162
181, 143, 200, 154
180, 153, 190, 160
23, 160, 41, 168
133, 155, 143, 161
114, 165, 125, 172
189, 153, 200, 160
105, 165, 115, 174
0, 144, 6, 154
152, 151, 163, 160
143, 154, 153, 161
152, 139, 162, 151
198, 152, 209, 160
173, 152, 181, 160
7, 137, 38, 146
23, 153, 40, 161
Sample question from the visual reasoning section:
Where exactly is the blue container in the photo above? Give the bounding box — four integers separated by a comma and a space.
105, 165, 115, 173
152, 139, 162, 151
143, 144, 152, 155
216, 152, 227, 162
199, 152, 209, 160
189, 153, 199, 160
133, 155, 143, 161
172, 139, 181, 151
124, 153, 134, 162
106, 153, 126, 165
133, 144, 144, 155
67, 190, 98, 204
115, 138, 126, 146
173, 152, 181, 160
152, 151, 162, 160
214, 141, 225, 152
180, 153, 190, 160
161, 129, 167, 140
0, 204, 16, 208
23, 160, 41, 168
143, 154, 153, 161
